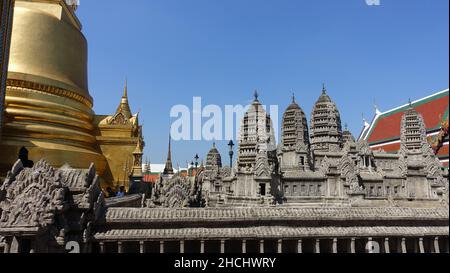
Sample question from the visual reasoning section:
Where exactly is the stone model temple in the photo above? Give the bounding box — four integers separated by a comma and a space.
1, 88, 448, 254
0, 0, 448, 254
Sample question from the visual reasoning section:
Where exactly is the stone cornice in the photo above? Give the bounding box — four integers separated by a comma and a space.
104, 207, 449, 223
94, 226, 449, 241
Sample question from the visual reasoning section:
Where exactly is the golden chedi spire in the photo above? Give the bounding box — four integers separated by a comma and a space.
0, 0, 107, 176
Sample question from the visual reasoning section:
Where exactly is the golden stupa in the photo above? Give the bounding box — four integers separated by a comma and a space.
0, 0, 144, 190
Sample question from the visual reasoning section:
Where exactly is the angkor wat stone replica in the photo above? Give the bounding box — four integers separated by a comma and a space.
201, 88, 449, 208
0, 88, 448, 253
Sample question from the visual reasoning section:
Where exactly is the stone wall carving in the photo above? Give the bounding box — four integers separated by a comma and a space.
0, 159, 104, 253
150, 171, 205, 208
0, 160, 66, 228
339, 155, 364, 195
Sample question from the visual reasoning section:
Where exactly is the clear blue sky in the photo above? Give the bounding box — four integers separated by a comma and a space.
76, 0, 449, 166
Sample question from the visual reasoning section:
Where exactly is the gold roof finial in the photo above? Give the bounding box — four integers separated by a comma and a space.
123, 78, 128, 98
115, 78, 132, 119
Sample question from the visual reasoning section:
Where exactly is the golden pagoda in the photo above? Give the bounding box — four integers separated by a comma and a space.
0, 0, 144, 191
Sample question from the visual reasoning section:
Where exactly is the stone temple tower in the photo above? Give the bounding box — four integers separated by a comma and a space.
279, 94, 312, 173
235, 91, 278, 203
399, 103, 438, 199
400, 104, 431, 154
203, 143, 223, 194
310, 85, 343, 153
237, 91, 277, 170
205, 143, 222, 175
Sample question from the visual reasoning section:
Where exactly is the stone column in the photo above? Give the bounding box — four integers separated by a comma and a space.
160, 241, 165, 254
384, 238, 390, 254
4, 241, 10, 254
260, 240, 264, 254
332, 238, 338, 253
315, 239, 320, 254
220, 240, 225, 254
10, 237, 19, 253
180, 240, 185, 254
99, 242, 105, 253
419, 238, 425, 254
297, 240, 303, 254
200, 240, 205, 254
350, 238, 356, 254
242, 240, 247, 254
277, 240, 283, 254
139, 241, 145, 254
367, 237, 373, 253
117, 241, 123, 254
434, 237, 440, 254
401, 238, 407, 254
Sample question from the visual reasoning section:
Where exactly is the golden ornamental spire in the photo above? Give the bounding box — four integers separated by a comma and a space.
123, 78, 128, 98
115, 79, 132, 119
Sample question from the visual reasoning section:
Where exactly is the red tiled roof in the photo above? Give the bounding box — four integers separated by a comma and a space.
360, 89, 449, 167
437, 143, 449, 159
143, 173, 160, 184
364, 90, 449, 145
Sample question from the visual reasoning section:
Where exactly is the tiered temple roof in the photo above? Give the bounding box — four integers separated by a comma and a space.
237, 91, 277, 169
281, 94, 310, 151
310, 85, 343, 152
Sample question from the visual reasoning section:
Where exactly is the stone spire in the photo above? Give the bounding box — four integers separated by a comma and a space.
310, 85, 343, 152
400, 104, 430, 154
280, 94, 311, 171
206, 142, 223, 171
342, 123, 356, 143
281, 94, 310, 151
238, 92, 277, 170
163, 134, 174, 176
115, 80, 132, 120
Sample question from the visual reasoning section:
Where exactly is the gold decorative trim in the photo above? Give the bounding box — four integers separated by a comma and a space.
6, 79, 93, 108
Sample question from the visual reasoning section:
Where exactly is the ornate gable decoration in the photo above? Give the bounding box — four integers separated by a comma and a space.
150, 172, 205, 208
0, 160, 103, 235
0, 160, 66, 228
255, 152, 271, 178
108, 112, 131, 126
338, 155, 364, 195
357, 140, 372, 156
